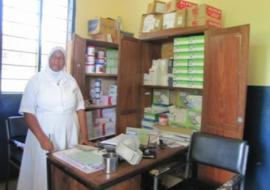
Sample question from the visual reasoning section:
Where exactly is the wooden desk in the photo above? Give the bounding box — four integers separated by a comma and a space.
47, 146, 186, 190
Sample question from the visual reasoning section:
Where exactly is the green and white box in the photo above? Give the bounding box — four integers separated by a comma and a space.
173, 66, 188, 74
153, 89, 170, 105
174, 51, 204, 59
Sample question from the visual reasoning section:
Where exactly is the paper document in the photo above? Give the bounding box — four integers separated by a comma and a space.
100, 133, 129, 146
53, 148, 104, 174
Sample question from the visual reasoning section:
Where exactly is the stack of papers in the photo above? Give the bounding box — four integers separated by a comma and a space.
160, 132, 191, 147
100, 133, 130, 146
53, 148, 104, 174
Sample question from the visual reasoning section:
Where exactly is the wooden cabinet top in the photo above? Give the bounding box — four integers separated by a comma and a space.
86, 39, 119, 48
139, 26, 212, 41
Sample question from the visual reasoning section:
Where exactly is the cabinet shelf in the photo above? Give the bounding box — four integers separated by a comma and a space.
86, 39, 119, 49
85, 104, 116, 111
142, 85, 203, 92
85, 73, 118, 78
139, 26, 211, 41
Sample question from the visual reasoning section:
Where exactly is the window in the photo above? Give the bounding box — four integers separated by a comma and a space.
0, 0, 74, 93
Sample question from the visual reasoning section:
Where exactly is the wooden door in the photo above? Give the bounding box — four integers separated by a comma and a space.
117, 37, 142, 133
200, 25, 249, 183
69, 34, 87, 99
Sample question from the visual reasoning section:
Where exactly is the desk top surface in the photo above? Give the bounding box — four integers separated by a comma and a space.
47, 146, 186, 190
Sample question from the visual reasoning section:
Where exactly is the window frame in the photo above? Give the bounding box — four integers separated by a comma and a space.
0, 0, 75, 94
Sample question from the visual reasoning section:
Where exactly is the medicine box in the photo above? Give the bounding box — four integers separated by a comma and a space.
153, 89, 170, 105
187, 4, 222, 21
141, 13, 163, 33
174, 51, 204, 59
174, 35, 205, 45
147, 1, 166, 14
162, 10, 186, 30
173, 66, 188, 74
174, 43, 204, 52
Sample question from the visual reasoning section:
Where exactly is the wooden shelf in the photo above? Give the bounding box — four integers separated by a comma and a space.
139, 26, 212, 41
85, 104, 116, 110
85, 73, 118, 78
86, 39, 118, 48
142, 85, 203, 91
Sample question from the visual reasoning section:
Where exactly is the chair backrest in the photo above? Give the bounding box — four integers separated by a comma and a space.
189, 132, 249, 175
6, 116, 28, 141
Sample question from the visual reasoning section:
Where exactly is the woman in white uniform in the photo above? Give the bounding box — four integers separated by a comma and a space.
17, 47, 88, 190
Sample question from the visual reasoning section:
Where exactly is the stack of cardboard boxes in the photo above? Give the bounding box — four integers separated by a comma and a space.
141, 0, 222, 33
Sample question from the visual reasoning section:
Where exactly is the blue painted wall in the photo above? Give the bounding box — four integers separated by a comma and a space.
245, 86, 270, 190
0, 94, 22, 181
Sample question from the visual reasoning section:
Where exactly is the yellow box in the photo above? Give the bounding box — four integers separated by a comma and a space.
88, 17, 117, 35
141, 13, 163, 33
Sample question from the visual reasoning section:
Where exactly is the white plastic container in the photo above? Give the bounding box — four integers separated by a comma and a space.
87, 46, 95, 56
87, 55, 95, 64
85, 64, 95, 73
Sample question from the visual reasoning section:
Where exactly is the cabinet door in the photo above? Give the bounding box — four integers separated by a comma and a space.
117, 37, 142, 133
202, 24, 249, 138
69, 34, 87, 99
200, 25, 249, 184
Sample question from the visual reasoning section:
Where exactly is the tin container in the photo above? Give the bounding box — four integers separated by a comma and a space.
103, 152, 118, 174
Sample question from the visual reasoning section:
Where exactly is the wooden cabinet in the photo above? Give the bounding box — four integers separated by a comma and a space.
68, 25, 249, 184
68, 35, 142, 138
137, 25, 249, 184
68, 35, 119, 140
138, 24, 249, 138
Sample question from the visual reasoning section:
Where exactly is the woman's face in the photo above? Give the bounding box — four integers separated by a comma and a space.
49, 50, 65, 72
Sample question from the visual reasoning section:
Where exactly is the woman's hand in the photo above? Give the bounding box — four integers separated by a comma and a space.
40, 136, 54, 152
24, 113, 54, 152
79, 137, 89, 145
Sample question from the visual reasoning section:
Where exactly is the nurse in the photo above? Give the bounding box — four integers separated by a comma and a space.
17, 47, 88, 190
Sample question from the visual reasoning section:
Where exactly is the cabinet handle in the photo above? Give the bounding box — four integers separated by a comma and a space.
237, 117, 243, 124
144, 92, 151, 95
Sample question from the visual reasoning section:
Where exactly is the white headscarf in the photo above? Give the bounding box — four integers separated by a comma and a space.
45, 46, 66, 83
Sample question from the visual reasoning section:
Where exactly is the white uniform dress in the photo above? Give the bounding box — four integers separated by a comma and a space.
17, 69, 85, 190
